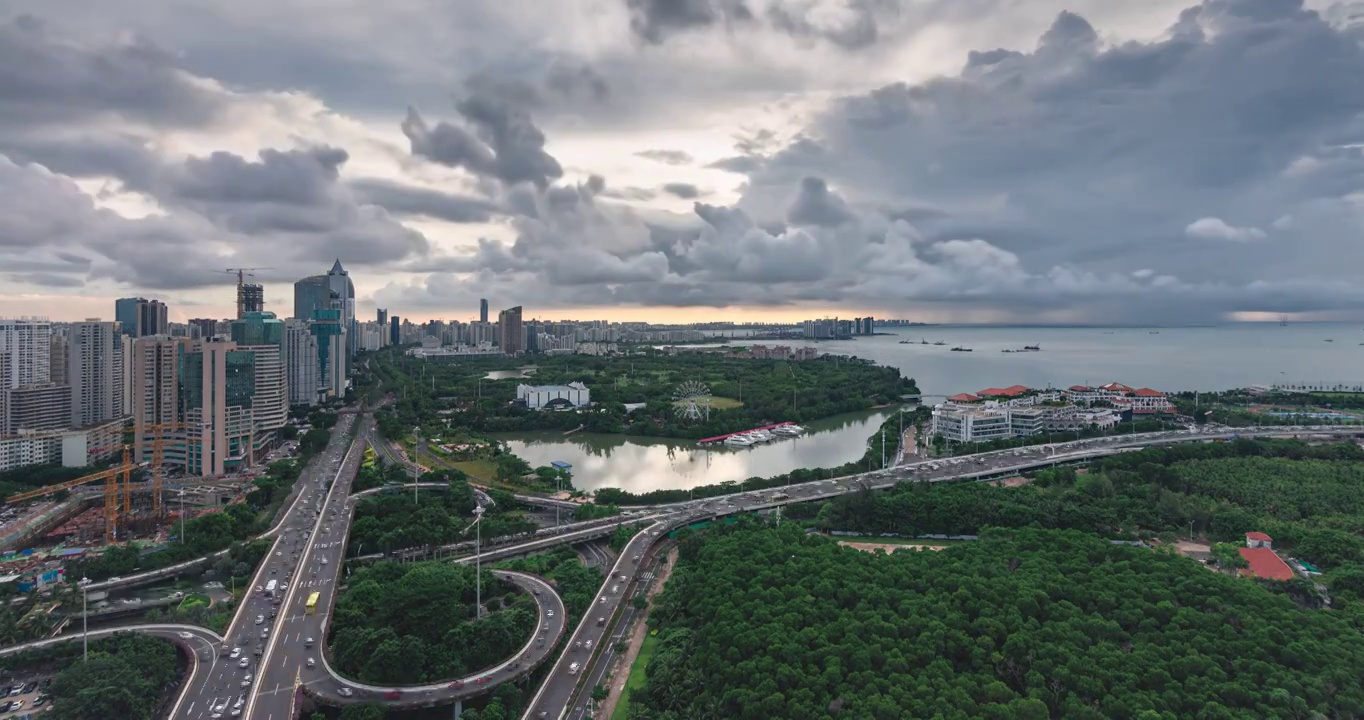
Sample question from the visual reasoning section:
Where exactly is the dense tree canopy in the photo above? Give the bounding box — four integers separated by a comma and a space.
636, 523, 1364, 720
820, 439, 1364, 584
367, 348, 916, 441
349, 471, 537, 555
330, 560, 533, 684
0, 632, 180, 720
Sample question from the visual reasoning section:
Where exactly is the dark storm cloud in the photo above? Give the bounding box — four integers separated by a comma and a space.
627, 0, 755, 44
719, 0, 1364, 317
377, 0, 1364, 322
402, 95, 564, 189
786, 177, 855, 227
661, 182, 702, 199
349, 179, 498, 223
0, 16, 228, 128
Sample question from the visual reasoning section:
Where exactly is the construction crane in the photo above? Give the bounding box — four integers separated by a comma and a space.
223, 268, 273, 318
137, 421, 187, 519
4, 446, 134, 544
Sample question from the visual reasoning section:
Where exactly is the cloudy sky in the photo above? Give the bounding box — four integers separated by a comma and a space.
4, 0, 1364, 325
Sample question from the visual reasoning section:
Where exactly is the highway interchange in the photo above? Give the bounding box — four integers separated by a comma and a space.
1, 420, 1359, 720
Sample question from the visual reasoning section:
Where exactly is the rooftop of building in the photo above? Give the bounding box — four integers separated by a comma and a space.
947, 393, 980, 403
1246, 531, 1273, 541
1238, 547, 1295, 581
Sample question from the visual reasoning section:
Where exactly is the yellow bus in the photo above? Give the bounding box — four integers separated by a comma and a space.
305, 592, 320, 615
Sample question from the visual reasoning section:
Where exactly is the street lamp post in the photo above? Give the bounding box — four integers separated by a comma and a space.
474, 505, 484, 618
78, 576, 90, 663
412, 426, 420, 505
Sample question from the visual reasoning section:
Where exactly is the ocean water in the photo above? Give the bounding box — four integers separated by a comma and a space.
735, 323, 1364, 396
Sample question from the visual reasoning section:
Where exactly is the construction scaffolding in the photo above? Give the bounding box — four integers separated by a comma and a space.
4, 446, 134, 544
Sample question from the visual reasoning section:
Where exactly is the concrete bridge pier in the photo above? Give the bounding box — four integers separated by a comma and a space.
453, 699, 463, 718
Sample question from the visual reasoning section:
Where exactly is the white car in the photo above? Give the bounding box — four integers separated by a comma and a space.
230, 648, 242, 659
255, 615, 264, 624
338, 687, 353, 697
238, 658, 250, 668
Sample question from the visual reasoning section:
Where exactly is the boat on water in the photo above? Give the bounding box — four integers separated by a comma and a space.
772, 425, 805, 437
899, 340, 911, 344
1023, 344, 1040, 351
1002, 349, 1015, 353
724, 434, 755, 447
933, 341, 947, 346
950, 346, 973, 352
1325, 339, 1334, 343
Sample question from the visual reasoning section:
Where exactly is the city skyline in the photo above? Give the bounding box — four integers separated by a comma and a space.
4, 1, 1364, 325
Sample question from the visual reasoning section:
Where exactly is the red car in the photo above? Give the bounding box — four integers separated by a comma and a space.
448, 680, 464, 690
474, 677, 489, 685
384, 690, 402, 700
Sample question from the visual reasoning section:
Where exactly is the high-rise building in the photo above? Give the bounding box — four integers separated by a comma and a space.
132, 336, 190, 465
480, 299, 489, 324
389, 316, 400, 346
231, 312, 288, 445
231, 311, 285, 347
284, 319, 320, 407
138, 300, 169, 337
188, 318, 218, 340
498, 306, 524, 355
294, 260, 355, 374
115, 298, 144, 336
117, 334, 134, 417
239, 283, 265, 316
68, 320, 125, 428
0, 354, 8, 433
525, 321, 541, 354
293, 275, 331, 321
178, 339, 255, 476
310, 309, 346, 399
9, 384, 71, 433
48, 332, 69, 386
377, 308, 387, 327
0, 318, 52, 389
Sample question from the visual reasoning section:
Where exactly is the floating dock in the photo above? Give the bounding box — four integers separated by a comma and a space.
698, 422, 797, 446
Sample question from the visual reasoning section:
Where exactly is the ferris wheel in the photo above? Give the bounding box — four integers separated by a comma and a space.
673, 380, 712, 422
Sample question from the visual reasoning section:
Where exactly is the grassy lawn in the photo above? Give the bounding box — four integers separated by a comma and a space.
671, 395, 744, 410
832, 535, 974, 546
450, 458, 498, 482
612, 631, 661, 720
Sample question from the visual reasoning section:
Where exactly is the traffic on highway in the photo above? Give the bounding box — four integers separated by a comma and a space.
182, 411, 358, 720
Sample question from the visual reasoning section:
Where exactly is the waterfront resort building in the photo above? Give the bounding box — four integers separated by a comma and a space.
517, 382, 591, 410
929, 381, 1170, 443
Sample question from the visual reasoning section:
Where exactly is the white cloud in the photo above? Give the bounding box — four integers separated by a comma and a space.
1184, 217, 1267, 242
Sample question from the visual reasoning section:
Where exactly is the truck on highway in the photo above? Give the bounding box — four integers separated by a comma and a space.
264, 579, 277, 597
771, 492, 790, 500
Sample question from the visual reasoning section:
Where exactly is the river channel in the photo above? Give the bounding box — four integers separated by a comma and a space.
494, 408, 901, 494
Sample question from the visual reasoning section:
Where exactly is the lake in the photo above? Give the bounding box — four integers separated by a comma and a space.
497, 408, 902, 494
501, 323, 1364, 493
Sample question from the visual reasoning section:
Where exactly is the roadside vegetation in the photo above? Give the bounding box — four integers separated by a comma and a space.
819, 438, 1364, 612
349, 470, 537, 555
0, 632, 181, 720
634, 523, 1364, 720
329, 560, 532, 684
366, 347, 916, 442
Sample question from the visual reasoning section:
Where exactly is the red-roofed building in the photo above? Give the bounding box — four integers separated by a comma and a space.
977, 385, 1029, 398
1068, 385, 1091, 391
947, 393, 981, 403
1099, 382, 1135, 393
1238, 547, 1295, 581
1064, 381, 1172, 413
1245, 531, 1273, 549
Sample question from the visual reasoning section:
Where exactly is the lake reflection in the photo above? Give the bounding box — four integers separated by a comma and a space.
495, 408, 898, 494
